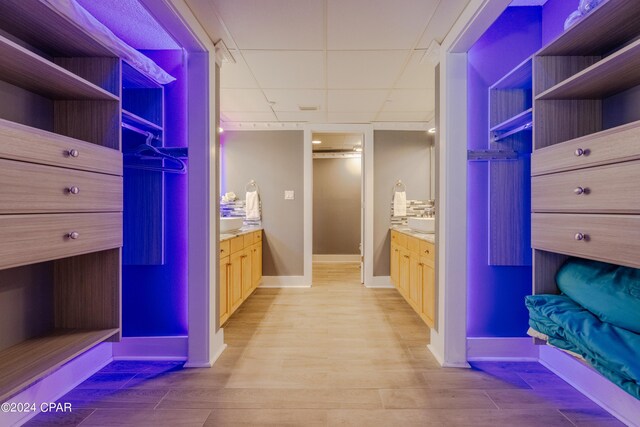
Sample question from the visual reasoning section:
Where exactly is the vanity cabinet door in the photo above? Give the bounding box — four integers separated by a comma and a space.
220, 256, 230, 325
251, 243, 262, 290
241, 247, 252, 298
390, 243, 400, 286
399, 248, 411, 297
408, 252, 421, 310
230, 251, 243, 312
420, 257, 436, 328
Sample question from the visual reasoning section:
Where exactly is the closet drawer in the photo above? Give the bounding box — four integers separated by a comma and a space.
532, 161, 640, 214
0, 117, 122, 176
531, 213, 640, 269
419, 240, 435, 262
220, 239, 230, 259
0, 159, 122, 214
0, 213, 122, 270
243, 232, 255, 248
532, 121, 640, 176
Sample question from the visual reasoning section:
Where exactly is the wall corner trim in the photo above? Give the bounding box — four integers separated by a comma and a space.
112, 336, 188, 361
260, 276, 311, 288
466, 337, 540, 361
366, 276, 394, 288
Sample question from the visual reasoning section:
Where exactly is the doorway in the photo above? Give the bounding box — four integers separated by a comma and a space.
311, 132, 364, 283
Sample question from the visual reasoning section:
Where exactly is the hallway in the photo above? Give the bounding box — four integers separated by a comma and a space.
27, 264, 620, 426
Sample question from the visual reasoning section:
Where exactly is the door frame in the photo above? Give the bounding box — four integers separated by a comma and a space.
303, 124, 374, 287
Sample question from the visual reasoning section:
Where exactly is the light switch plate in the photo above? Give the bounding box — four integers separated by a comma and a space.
284, 190, 295, 200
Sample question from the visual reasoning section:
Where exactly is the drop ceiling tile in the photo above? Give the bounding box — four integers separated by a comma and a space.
395, 50, 436, 89
375, 111, 432, 122
328, 90, 388, 112
262, 89, 325, 112
327, 0, 439, 50
213, 0, 324, 50
327, 111, 377, 123
221, 111, 278, 122
243, 50, 325, 89
275, 111, 327, 123
327, 50, 408, 89
220, 89, 272, 112
418, 0, 471, 48
382, 89, 434, 112
220, 58, 260, 89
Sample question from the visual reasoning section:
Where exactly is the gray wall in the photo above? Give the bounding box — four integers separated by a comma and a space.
373, 130, 432, 276
313, 157, 361, 255
222, 130, 304, 276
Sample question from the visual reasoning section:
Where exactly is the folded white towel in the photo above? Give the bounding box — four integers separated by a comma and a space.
393, 191, 407, 217
246, 191, 260, 220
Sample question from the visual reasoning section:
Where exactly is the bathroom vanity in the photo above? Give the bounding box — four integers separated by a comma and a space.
390, 228, 436, 328
219, 228, 263, 325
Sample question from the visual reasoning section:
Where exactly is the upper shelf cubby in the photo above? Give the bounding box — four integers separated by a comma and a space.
0, 35, 118, 101
537, 0, 640, 57
489, 57, 532, 129
0, 0, 115, 58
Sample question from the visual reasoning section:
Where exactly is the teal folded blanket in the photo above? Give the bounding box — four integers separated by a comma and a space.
556, 257, 640, 334
526, 294, 640, 399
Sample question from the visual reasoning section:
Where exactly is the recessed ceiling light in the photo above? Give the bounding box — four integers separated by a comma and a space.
218, 127, 224, 133
428, 128, 436, 134
353, 145, 363, 152
312, 140, 322, 145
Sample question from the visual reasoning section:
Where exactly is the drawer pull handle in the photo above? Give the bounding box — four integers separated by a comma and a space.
67, 149, 79, 158
574, 186, 585, 195
574, 148, 584, 157
67, 231, 80, 240
424, 249, 430, 254
574, 233, 585, 241
67, 186, 80, 195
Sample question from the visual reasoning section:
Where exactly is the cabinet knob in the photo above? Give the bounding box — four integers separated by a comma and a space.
67, 186, 80, 195
67, 149, 79, 158
574, 186, 585, 195
424, 249, 430, 254
574, 148, 584, 157
574, 232, 585, 241
67, 231, 80, 240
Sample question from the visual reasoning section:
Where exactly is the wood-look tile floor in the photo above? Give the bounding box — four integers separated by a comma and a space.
26, 263, 621, 427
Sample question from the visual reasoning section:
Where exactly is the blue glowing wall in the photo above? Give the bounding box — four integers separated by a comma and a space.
466, 1, 578, 337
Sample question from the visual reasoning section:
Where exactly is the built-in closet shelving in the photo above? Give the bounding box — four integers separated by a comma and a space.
0, 2, 123, 402
484, 56, 533, 266
531, 0, 640, 296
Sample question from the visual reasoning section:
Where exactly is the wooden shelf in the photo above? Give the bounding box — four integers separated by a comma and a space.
490, 108, 532, 134
123, 109, 163, 133
0, 35, 118, 101
537, 38, 640, 100
491, 57, 532, 90
0, 0, 115, 58
0, 328, 119, 402
122, 63, 162, 89
538, 0, 640, 56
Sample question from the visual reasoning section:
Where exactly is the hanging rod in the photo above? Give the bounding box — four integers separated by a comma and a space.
122, 122, 161, 141
491, 122, 532, 143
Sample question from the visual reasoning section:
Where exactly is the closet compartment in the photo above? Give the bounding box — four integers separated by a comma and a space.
487, 57, 533, 267
531, 161, 640, 214
122, 63, 163, 128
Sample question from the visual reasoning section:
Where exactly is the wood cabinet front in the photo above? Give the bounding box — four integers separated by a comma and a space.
390, 230, 436, 328
220, 230, 263, 325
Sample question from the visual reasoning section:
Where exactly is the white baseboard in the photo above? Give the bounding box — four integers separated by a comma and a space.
184, 329, 227, 368
260, 276, 311, 288
539, 346, 640, 427
467, 337, 540, 361
112, 336, 188, 361
312, 254, 360, 263
366, 276, 393, 288
1, 343, 112, 427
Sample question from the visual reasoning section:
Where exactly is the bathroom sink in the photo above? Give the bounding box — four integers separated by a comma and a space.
220, 217, 244, 233
407, 217, 435, 233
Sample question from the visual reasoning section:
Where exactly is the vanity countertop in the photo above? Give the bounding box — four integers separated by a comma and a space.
390, 225, 435, 244
220, 226, 263, 242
